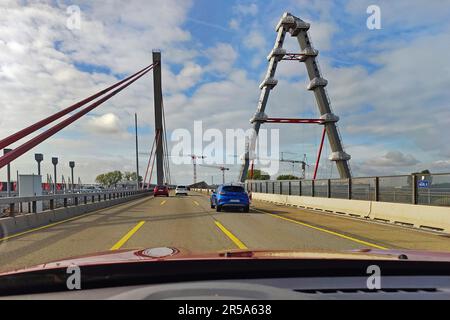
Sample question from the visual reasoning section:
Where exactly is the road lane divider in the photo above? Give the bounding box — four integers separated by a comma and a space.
214, 221, 248, 250
110, 221, 146, 251
252, 208, 388, 250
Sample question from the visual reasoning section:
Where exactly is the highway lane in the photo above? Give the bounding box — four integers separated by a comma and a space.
1, 191, 450, 273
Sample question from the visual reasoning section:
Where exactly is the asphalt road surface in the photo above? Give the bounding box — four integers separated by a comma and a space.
1, 192, 450, 273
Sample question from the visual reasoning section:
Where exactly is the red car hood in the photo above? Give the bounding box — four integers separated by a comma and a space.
3, 247, 450, 276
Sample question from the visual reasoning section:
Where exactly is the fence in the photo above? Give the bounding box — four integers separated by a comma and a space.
246, 173, 450, 207
0, 189, 151, 218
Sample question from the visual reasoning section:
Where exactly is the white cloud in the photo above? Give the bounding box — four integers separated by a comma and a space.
86, 113, 123, 134
365, 151, 420, 167
244, 30, 267, 51
233, 3, 258, 16
204, 43, 238, 75
229, 19, 239, 30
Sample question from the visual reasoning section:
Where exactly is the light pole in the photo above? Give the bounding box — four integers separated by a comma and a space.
69, 161, 75, 192
35, 153, 43, 176
135, 113, 140, 190
3, 149, 12, 197
52, 157, 58, 194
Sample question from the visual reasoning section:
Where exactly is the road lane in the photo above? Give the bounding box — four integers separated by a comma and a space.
0, 196, 161, 272
251, 199, 450, 252
192, 194, 364, 252
2, 191, 450, 273
124, 194, 236, 252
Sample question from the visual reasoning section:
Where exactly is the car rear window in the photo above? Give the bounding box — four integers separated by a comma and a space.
177, 186, 186, 189
222, 186, 245, 193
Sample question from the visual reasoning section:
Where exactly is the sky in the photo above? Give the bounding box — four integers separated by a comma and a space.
1, 0, 450, 185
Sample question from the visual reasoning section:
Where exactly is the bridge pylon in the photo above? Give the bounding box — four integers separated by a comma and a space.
239, 12, 351, 182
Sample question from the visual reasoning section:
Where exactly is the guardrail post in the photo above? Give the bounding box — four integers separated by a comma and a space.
266, 181, 269, 194
375, 177, 380, 202
32, 201, 37, 213
327, 179, 331, 198
348, 178, 352, 200
50, 199, 55, 210
91, 195, 95, 203
412, 174, 418, 205
9, 203, 15, 216
299, 180, 302, 196
288, 181, 292, 196
279, 181, 283, 195
84, 196, 87, 205
64, 197, 68, 207
272, 182, 275, 194
74, 197, 78, 206
311, 180, 315, 197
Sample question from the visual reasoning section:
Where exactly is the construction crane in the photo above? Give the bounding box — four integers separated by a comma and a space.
233, 154, 310, 179
280, 153, 310, 179
140, 153, 206, 185
199, 164, 230, 184
189, 155, 207, 184
239, 12, 351, 182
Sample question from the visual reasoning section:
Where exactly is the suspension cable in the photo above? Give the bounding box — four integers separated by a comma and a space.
147, 130, 162, 188
0, 64, 156, 169
0, 64, 154, 151
142, 131, 159, 189
161, 99, 171, 185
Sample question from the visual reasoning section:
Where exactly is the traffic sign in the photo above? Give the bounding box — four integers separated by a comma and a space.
418, 180, 429, 188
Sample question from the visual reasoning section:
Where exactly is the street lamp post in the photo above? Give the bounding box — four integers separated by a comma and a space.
52, 157, 58, 194
35, 153, 43, 176
69, 161, 75, 192
3, 149, 12, 197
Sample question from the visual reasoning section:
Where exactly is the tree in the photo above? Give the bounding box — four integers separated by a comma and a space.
95, 171, 122, 188
277, 175, 300, 181
106, 171, 123, 188
247, 169, 270, 180
95, 174, 107, 186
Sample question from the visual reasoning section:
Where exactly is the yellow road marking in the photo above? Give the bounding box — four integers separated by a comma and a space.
160, 200, 167, 206
265, 212, 388, 250
0, 196, 156, 243
214, 221, 248, 250
110, 221, 146, 251
193, 200, 200, 206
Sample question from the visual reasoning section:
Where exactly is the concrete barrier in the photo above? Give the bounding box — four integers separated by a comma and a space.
251, 192, 450, 233
0, 192, 149, 239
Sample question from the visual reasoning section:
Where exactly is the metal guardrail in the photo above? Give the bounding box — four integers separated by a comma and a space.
0, 189, 152, 217
246, 173, 450, 207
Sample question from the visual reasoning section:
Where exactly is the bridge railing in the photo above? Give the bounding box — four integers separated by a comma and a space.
0, 189, 151, 218
246, 172, 450, 207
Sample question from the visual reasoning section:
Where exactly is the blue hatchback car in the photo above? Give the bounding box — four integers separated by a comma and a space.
210, 185, 250, 213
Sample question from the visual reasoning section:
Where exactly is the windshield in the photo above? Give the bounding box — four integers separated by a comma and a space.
1, 1, 450, 298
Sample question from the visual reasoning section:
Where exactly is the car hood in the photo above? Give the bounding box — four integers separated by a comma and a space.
3, 247, 450, 276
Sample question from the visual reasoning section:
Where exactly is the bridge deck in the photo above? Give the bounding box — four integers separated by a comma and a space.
1, 192, 450, 273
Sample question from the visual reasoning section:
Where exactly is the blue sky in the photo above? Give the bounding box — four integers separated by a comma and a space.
1, 0, 450, 184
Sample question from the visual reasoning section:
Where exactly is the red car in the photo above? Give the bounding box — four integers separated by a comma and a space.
153, 185, 169, 197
